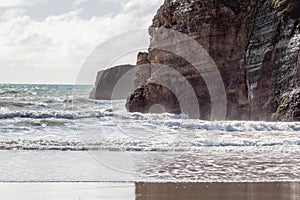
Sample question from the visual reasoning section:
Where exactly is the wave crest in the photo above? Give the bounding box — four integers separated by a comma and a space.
0, 110, 112, 120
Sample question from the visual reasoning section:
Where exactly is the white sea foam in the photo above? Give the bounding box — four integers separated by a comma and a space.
0, 110, 112, 120
0, 84, 300, 182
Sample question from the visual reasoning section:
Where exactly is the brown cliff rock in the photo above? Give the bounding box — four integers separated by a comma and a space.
127, 0, 253, 120
126, 0, 300, 121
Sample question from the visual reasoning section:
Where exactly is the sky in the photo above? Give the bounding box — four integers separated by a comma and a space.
0, 0, 163, 84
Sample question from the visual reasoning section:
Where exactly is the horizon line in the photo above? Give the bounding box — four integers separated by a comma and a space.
0, 82, 93, 86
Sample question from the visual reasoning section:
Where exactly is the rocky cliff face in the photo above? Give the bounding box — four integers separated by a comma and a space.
245, 0, 300, 121
126, 0, 300, 121
90, 65, 135, 100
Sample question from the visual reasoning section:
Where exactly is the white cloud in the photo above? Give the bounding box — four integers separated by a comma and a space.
73, 0, 88, 7
122, 0, 163, 13
0, 8, 26, 20
0, 0, 46, 8
0, 0, 163, 84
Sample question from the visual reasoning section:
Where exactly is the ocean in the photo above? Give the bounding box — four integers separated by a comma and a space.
0, 84, 300, 182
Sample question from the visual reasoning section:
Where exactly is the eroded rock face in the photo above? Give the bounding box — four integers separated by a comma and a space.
126, 0, 300, 121
134, 52, 151, 88
90, 65, 135, 100
127, 0, 253, 120
245, 0, 300, 121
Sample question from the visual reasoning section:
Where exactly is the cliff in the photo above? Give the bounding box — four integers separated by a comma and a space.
245, 0, 300, 120
126, 0, 300, 121
90, 65, 135, 100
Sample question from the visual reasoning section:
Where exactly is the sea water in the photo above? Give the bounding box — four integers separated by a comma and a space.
0, 84, 299, 182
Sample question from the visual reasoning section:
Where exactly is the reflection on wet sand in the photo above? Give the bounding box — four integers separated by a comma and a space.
136, 182, 300, 200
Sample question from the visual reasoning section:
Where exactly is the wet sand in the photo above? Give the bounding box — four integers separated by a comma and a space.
136, 182, 300, 200
0, 182, 299, 200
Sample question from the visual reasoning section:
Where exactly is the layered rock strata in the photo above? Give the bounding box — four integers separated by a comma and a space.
245, 0, 300, 120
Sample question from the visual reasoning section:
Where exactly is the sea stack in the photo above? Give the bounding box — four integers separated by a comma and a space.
90, 65, 135, 100
126, 0, 300, 121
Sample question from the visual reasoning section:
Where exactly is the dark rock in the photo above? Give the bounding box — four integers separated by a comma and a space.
245, 0, 300, 121
90, 65, 135, 100
126, 83, 180, 114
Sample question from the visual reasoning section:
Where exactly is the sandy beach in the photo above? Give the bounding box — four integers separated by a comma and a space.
0, 182, 299, 200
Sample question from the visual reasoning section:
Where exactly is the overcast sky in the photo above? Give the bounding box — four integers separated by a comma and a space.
0, 0, 163, 84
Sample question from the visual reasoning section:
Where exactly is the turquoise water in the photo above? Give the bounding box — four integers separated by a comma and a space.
0, 84, 300, 182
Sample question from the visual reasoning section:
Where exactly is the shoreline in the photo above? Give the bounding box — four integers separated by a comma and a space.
0, 182, 299, 200
1, 180, 300, 183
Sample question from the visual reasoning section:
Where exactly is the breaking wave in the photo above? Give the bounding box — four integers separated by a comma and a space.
120, 112, 300, 132
0, 101, 48, 108
0, 110, 112, 120
1, 137, 300, 151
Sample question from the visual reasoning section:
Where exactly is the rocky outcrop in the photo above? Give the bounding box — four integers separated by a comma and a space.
126, 0, 300, 121
90, 65, 135, 100
127, 0, 255, 120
